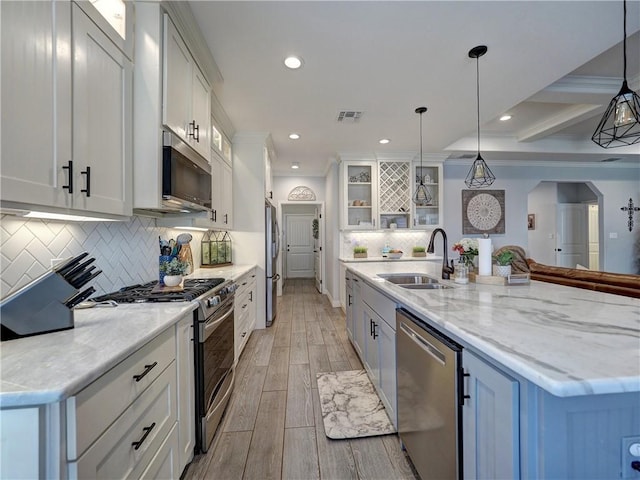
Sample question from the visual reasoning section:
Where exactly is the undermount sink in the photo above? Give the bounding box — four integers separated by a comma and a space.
377, 273, 453, 289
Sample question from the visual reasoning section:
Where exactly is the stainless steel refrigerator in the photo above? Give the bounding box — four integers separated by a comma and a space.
265, 200, 280, 326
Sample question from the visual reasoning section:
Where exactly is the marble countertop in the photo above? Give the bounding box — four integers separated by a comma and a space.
346, 261, 640, 398
0, 264, 256, 408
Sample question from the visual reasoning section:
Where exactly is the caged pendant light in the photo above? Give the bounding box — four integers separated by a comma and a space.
592, 0, 640, 148
413, 106, 433, 206
465, 45, 496, 189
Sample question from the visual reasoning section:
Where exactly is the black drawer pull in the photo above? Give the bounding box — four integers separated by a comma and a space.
249, 291, 253, 302
81, 166, 91, 197
62, 160, 73, 193
133, 362, 157, 382
131, 422, 156, 450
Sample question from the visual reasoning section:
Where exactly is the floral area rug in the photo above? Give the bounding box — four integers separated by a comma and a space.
316, 369, 396, 440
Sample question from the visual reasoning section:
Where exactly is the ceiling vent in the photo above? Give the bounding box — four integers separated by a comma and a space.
601, 157, 621, 162
337, 111, 363, 123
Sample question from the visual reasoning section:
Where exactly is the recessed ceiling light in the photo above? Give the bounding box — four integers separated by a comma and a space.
284, 56, 303, 69
379, 138, 390, 144
291, 162, 300, 169
289, 133, 300, 140
499, 114, 512, 121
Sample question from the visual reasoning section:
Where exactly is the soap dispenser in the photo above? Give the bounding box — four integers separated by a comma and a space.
382, 243, 390, 258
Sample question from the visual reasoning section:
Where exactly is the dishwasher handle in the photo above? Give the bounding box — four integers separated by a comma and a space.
399, 321, 446, 366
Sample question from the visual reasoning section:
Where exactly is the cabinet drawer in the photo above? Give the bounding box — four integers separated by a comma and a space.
139, 422, 179, 480
361, 283, 396, 328
69, 362, 177, 479
67, 327, 176, 459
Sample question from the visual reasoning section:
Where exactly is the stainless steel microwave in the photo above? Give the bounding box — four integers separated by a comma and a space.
162, 131, 212, 213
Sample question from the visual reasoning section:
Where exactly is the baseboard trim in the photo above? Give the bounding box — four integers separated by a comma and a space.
325, 291, 341, 308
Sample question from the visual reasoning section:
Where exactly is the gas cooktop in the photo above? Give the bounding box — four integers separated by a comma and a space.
92, 278, 225, 303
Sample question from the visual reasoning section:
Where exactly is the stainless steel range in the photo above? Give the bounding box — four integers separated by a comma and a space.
92, 277, 237, 453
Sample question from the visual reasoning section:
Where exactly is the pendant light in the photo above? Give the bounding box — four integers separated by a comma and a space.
592, 0, 640, 148
465, 45, 496, 189
413, 106, 433, 206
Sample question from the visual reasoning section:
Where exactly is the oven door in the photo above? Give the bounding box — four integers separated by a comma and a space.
196, 296, 235, 453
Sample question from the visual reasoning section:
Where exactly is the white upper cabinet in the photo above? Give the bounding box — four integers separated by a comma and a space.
0, 1, 132, 217
412, 162, 443, 229
378, 160, 411, 229
72, 3, 132, 216
163, 14, 211, 162
339, 160, 378, 230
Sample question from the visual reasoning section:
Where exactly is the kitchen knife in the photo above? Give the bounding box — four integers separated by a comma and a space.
62, 258, 96, 281
72, 270, 102, 289
55, 252, 89, 277
65, 286, 96, 309
66, 265, 96, 286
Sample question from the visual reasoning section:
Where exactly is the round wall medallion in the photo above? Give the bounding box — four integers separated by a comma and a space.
466, 193, 502, 231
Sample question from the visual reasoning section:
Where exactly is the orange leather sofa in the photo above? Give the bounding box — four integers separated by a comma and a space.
527, 260, 640, 299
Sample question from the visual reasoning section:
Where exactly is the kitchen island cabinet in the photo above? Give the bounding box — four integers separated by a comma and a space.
345, 261, 640, 479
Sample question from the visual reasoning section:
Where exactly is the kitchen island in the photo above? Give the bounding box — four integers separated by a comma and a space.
346, 260, 640, 479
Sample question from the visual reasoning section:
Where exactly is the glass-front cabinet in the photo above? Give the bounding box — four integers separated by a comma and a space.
412, 163, 443, 228
341, 161, 378, 229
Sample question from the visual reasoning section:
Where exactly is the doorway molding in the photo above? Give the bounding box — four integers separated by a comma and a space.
277, 201, 325, 297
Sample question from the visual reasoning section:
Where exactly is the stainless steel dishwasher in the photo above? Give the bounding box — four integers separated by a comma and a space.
396, 308, 463, 480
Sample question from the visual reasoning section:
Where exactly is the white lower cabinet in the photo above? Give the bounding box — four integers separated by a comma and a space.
234, 268, 257, 362
140, 423, 180, 480
351, 275, 364, 358
358, 280, 397, 427
462, 350, 520, 480
175, 314, 195, 473
69, 363, 177, 479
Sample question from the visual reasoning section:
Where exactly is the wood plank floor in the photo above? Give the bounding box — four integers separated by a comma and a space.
184, 278, 418, 480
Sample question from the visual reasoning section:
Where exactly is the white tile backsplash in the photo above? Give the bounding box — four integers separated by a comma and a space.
341, 230, 433, 258
0, 215, 207, 297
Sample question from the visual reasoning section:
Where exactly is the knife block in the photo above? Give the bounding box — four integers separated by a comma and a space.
0, 271, 78, 341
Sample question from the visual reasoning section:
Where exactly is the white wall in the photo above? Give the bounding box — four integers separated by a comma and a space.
528, 182, 558, 265
443, 162, 640, 274
272, 176, 326, 203
325, 163, 341, 306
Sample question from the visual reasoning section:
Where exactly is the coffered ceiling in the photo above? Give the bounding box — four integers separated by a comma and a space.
190, 1, 640, 175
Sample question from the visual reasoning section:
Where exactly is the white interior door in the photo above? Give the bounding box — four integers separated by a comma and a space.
285, 214, 314, 278
556, 203, 589, 268
588, 204, 600, 270
314, 209, 322, 293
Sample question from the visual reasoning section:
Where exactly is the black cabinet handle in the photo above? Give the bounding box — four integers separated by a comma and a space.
212, 210, 217, 222
348, 294, 352, 306
249, 291, 253, 302
188, 120, 196, 139
224, 213, 228, 224
372, 321, 378, 339
62, 161, 73, 194
131, 422, 156, 450
459, 371, 471, 406
81, 166, 91, 197
194, 123, 200, 142
133, 362, 157, 382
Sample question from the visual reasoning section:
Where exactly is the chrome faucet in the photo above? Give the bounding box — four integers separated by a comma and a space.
427, 228, 454, 280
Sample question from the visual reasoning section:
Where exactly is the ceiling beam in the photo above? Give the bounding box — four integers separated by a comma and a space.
516, 104, 603, 142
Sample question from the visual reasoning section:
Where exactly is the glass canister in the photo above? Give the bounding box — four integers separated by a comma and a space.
454, 260, 469, 284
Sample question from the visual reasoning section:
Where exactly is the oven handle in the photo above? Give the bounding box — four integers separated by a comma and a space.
202, 300, 234, 341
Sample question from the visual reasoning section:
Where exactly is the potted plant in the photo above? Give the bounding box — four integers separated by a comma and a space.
160, 257, 188, 286
493, 250, 514, 277
353, 246, 368, 259
412, 246, 426, 257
